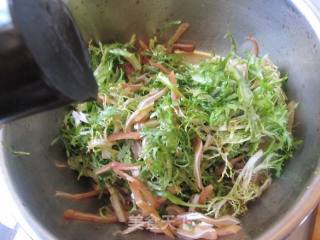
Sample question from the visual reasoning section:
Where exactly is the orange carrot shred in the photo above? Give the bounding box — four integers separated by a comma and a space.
63, 209, 118, 223
56, 190, 100, 201
198, 185, 214, 204
107, 131, 141, 142
149, 60, 171, 74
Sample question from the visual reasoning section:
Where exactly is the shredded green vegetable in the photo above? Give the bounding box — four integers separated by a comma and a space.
60, 25, 298, 219
2, 141, 31, 156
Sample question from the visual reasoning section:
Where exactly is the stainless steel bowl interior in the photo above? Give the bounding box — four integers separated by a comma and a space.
1, 0, 320, 239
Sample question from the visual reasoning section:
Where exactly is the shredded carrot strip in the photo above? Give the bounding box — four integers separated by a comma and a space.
167, 23, 190, 49
122, 83, 143, 92
149, 60, 171, 74
128, 182, 175, 238
131, 180, 158, 209
172, 43, 195, 52
247, 33, 259, 56
113, 169, 137, 182
123, 62, 135, 78
107, 131, 141, 142
198, 184, 214, 204
55, 190, 100, 201
99, 167, 175, 238
63, 209, 118, 223
95, 162, 140, 176
139, 39, 149, 50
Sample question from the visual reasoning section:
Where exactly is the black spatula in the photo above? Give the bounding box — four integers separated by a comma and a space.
0, 0, 97, 123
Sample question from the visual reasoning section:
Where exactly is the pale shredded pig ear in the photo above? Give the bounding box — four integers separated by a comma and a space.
193, 137, 204, 190
176, 222, 218, 240
189, 194, 200, 212
72, 111, 89, 126
176, 212, 240, 228
124, 88, 168, 132
106, 184, 127, 223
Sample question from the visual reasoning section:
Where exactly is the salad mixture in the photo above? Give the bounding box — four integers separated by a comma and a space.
58, 23, 298, 239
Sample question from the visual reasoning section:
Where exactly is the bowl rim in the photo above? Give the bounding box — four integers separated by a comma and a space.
259, 0, 320, 239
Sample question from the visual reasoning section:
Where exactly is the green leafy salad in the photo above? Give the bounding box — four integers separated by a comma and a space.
58, 23, 298, 239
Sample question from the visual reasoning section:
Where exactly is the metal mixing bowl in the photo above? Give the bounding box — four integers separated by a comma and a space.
1, 0, 320, 239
